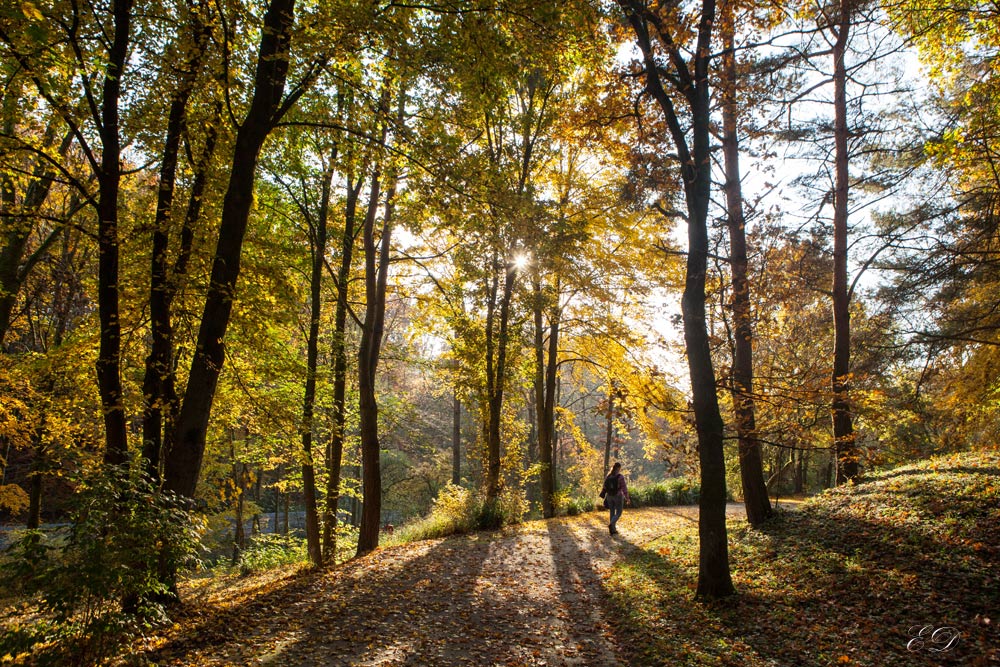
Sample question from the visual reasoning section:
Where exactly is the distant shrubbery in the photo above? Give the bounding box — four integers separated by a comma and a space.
627, 477, 705, 508
236, 533, 309, 575
554, 490, 593, 517
391, 477, 713, 546
390, 484, 528, 543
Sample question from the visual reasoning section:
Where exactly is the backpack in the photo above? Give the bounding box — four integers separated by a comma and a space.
602, 474, 620, 497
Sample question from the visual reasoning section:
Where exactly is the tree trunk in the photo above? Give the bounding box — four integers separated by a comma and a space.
604, 384, 614, 474
356, 135, 398, 555
232, 433, 247, 564
720, 0, 771, 527
831, 0, 858, 484
0, 127, 72, 346
532, 279, 556, 518
618, 0, 735, 599
485, 260, 516, 507
324, 173, 361, 560
534, 279, 559, 519
141, 14, 211, 481
26, 434, 43, 529
452, 388, 461, 486
165, 0, 297, 499
300, 160, 335, 568
96, 0, 133, 467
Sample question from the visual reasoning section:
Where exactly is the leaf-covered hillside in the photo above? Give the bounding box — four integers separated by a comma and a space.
605, 450, 1000, 666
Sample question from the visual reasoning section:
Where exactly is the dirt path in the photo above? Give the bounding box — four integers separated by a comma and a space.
143, 505, 746, 667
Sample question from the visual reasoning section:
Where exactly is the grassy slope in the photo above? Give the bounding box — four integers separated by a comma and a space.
604, 450, 1000, 667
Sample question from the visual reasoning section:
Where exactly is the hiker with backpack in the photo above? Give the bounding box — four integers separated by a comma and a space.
600, 461, 630, 535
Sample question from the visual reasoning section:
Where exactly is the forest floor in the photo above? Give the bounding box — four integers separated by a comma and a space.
136, 503, 737, 666
5, 450, 997, 666
135, 451, 1000, 667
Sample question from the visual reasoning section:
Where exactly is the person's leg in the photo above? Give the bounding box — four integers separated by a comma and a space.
609, 496, 624, 534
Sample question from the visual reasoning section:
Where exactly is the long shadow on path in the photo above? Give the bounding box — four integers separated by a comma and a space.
543, 516, 628, 666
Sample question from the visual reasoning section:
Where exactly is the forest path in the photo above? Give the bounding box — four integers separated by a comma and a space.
143, 504, 746, 666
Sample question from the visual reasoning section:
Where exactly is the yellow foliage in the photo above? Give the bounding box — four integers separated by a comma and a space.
0, 484, 29, 514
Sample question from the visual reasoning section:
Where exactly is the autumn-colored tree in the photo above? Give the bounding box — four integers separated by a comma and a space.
614, 0, 736, 598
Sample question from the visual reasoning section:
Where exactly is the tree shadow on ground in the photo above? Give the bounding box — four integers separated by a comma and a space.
605, 502, 997, 667
143, 515, 634, 667
145, 532, 499, 666
543, 518, 627, 666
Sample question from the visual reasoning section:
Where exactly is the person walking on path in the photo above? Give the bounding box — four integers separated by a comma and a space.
602, 462, 630, 535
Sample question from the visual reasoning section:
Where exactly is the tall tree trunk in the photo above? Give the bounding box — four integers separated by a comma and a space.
97, 0, 134, 467
141, 14, 211, 480
831, 0, 858, 484
618, 0, 735, 598
604, 383, 614, 474
26, 434, 43, 529
231, 435, 246, 564
0, 127, 73, 346
357, 109, 398, 555
533, 278, 559, 519
532, 280, 554, 517
165, 0, 297, 499
485, 259, 516, 507
720, 0, 771, 526
452, 387, 461, 486
323, 173, 361, 559
300, 160, 335, 568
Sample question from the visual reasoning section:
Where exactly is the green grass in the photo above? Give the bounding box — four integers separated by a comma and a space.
604, 450, 1000, 667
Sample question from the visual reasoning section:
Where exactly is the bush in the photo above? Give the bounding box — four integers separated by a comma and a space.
629, 478, 702, 508
552, 488, 593, 517
391, 484, 478, 543
0, 465, 203, 666
476, 486, 527, 530
236, 533, 309, 575
390, 484, 528, 543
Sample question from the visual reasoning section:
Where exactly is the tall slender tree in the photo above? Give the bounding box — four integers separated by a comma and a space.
828, 0, 858, 483
718, 0, 771, 524
165, 0, 300, 498
616, 0, 736, 597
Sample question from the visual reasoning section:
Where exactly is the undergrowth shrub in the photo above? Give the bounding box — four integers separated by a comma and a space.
476, 486, 527, 530
553, 488, 592, 516
0, 464, 203, 666
629, 478, 703, 508
236, 533, 309, 575
391, 484, 528, 542
392, 484, 477, 543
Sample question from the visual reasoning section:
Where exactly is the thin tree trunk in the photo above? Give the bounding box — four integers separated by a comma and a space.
300, 159, 335, 568
535, 281, 559, 519
141, 14, 211, 480
604, 384, 614, 474
618, 0, 735, 598
166, 0, 297, 498
532, 279, 555, 518
97, 0, 134, 467
0, 127, 73, 346
323, 173, 361, 559
485, 260, 516, 507
831, 0, 858, 484
357, 85, 399, 553
452, 388, 461, 486
720, 0, 771, 526
26, 433, 43, 529
231, 433, 246, 564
